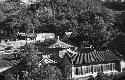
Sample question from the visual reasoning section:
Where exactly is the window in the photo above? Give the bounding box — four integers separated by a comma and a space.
105, 64, 108, 71
81, 66, 92, 74
74, 67, 82, 75
92, 64, 113, 73
88, 66, 91, 73
108, 63, 111, 71
101, 63, 115, 72
93, 65, 98, 73
78, 67, 82, 75
103, 64, 106, 71
95, 65, 98, 72
84, 66, 87, 74
82, 66, 85, 75
98, 64, 101, 72
75, 68, 78, 75
112, 63, 115, 71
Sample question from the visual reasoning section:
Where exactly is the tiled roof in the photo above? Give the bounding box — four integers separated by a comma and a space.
0, 54, 20, 68
66, 50, 121, 65
38, 48, 63, 62
38, 48, 63, 54
27, 33, 36, 38
59, 48, 78, 58
48, 37, 74, 48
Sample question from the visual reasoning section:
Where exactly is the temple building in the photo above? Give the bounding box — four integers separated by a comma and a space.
48, 36, 74, 49
61, 49, 125, 79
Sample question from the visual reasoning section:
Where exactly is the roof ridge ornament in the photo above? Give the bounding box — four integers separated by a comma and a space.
57, 36, 60, 42
106, 49, 110, 51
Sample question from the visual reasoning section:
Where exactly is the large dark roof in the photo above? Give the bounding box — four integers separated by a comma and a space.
0, 54, 20, 68
66, 50, 121, 65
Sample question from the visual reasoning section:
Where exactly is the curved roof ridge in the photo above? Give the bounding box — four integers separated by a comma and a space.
66, 49, 122, 65
48, 37, 74, 48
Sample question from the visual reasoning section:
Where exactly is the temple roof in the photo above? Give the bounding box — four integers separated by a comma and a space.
65, 50, 122, 66
0, 54, 20, 68
48, 36, 74, 48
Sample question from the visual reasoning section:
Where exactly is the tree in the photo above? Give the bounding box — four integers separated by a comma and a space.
16, 43, 64, 80
0, 0, 122, 49
0, 1, 41, 36
33, 0, 121, 50
107, 10, 125, 58
0, 1, 28, 37
0, 11, 7, 23
117, 10, 125, 32
15, 43, 39, 79
103, 2, 125, 11
67, 0, 120, 50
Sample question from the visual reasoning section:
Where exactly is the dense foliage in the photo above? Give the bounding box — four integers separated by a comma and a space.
28, 0, 121, 50
1, 0, 125, 80
103, 2, 125, 11
0, 0, 122, 50
87, 72, 114, 80
14, 43, 63, 80
35, 0, 121, 50
109, 10, 125, 58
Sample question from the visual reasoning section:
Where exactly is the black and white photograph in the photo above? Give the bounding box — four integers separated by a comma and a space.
0, 0, 125, 80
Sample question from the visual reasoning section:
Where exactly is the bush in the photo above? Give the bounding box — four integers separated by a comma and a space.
88, 75, 95, 80
94, 72, 114, 80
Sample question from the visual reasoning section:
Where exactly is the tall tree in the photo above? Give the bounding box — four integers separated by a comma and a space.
0, 1, 28, 37
0, 1, 41, 35
109, 10, 125, 58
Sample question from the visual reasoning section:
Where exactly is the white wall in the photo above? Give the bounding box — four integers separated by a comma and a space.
0, 0, 6, 2
121, 60, 125, 72
20, 0, 40, 4
36, 33, 55, 41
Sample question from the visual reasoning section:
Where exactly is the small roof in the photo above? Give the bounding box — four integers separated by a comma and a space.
27, 33, 36, 38
38, 48, 63, 62
19, 33, 36, 37
0, 35, 10, 39
48, 36, 74, 48
35, 38, 57, 48
65, 50, 121, 66
19, 33, 26, 36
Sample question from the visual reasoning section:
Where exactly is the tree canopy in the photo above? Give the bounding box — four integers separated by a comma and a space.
14, 43, 63, 80
1, 0, 125, 80
0, 0, 123, 50
33, 0, 120, 50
